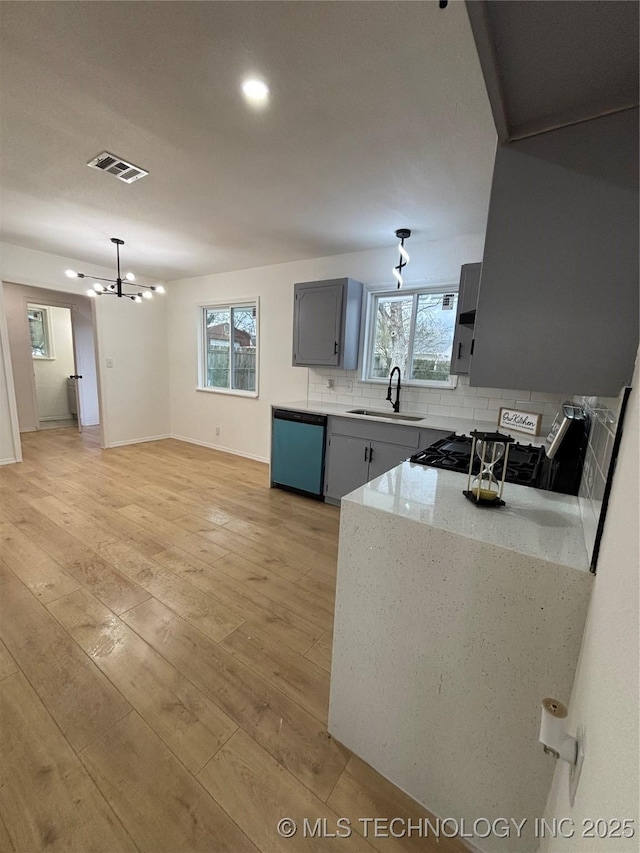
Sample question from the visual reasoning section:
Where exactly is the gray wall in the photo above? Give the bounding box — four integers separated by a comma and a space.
472, 108, 639, 396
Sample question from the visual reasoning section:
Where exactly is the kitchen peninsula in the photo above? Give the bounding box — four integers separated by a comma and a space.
328, 461, 592, 853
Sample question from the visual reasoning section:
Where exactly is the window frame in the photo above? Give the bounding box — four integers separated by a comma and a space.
197, 298, 259, 397
27, 304, 54, 360
360, 282, 459, 389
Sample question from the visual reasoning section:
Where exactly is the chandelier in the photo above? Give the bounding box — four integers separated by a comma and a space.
65, 238, 164, 303
392, 228, 411, 289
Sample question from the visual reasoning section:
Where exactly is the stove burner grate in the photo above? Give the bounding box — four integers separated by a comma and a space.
410, 434, 544, 487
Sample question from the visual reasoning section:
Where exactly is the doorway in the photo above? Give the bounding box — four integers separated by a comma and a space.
4, 282, 101, 440
27, 303, 79, 430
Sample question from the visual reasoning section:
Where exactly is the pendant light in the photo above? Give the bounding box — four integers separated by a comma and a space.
65, 238, 164, 302
392, 228, 411, 289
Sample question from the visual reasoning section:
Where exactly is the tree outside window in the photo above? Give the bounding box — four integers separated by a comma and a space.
367, 288, 458, 385
28, 306, 52, 358
202, 303, 258, 393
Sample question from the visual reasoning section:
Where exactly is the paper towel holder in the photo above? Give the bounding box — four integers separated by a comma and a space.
539, 698, 585, 806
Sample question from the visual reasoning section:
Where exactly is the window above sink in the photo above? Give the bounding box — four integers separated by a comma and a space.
361, 284, 459, 389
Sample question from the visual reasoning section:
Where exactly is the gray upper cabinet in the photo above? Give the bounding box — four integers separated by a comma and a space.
470, 110, 638, 397
450, 263, 481, 376
292, 278, 363, 369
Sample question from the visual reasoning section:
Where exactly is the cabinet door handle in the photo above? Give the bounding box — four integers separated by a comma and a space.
364, 446, 369, 462
369, 445, 374, 462
470, 338, 475, 356
334, 341, 338, 355
457, 342, 462, 360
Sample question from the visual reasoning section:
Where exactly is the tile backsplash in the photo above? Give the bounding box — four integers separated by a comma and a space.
309, 367, 630, 570
575, 389, 626, 563
308, 369, 569, 432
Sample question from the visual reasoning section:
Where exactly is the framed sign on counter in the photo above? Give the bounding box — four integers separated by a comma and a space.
498, 407, 542, 436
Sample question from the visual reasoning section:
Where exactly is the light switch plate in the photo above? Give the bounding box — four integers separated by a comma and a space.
106, 357, 114, 368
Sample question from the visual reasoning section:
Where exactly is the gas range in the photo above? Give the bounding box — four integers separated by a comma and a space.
410, 434, 544, 487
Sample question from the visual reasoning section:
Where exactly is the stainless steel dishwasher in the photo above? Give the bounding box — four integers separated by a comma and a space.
271, 408, 327, 499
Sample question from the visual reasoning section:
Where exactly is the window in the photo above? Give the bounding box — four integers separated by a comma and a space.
200, 301, 258, 395
363, 286, 458, 387
27, 306, 53, 358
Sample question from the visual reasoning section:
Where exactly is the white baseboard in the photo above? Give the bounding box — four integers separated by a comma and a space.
171, 433, 268, 464
0, 456, 18, 466
106, 434, 171, 448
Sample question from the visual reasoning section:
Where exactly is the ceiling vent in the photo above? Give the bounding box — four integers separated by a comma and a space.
86, 152, 148, 184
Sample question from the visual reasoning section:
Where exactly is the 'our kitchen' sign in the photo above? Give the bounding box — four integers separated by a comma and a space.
498, 407, 542, 436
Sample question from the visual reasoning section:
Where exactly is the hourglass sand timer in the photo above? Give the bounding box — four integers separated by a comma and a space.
463, 431, 515, 507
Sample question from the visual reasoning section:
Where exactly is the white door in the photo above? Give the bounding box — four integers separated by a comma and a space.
69, 307, 83, 433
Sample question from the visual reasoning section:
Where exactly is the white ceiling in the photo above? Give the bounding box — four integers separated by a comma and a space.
0, 1, 496, 281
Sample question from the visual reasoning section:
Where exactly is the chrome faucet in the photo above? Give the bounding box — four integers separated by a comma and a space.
386, 366, 401, 413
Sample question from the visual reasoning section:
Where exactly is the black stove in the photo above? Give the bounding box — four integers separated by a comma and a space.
410, 434, 544, 487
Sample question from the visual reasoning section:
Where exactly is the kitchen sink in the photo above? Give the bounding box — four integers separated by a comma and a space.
347, 409, 425, 422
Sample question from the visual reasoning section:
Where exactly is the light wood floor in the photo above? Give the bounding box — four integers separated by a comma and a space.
0, 428, 465, 853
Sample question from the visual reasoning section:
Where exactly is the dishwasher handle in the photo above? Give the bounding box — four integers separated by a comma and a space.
273, 408, 327, 427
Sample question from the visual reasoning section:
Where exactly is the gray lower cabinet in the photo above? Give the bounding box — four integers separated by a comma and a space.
324, 418, 450, 502
366, 440, 419, 482
323, 434, 370, 501
292, 278, 363, 369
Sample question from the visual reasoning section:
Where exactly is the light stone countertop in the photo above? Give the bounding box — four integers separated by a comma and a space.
343, 460, 589, 571
273, 399, 548, 446
330, 461, 593, 852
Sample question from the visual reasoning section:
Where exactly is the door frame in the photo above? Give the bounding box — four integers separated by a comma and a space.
0, 282, 22, 463
21, 294, 85, 431
5, 283, 103, 457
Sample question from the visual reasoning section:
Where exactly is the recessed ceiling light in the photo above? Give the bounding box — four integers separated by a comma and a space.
241, 78, 269, 106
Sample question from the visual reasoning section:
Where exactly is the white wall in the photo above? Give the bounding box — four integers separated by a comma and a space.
93, 287, 170, 447
167, 233, 486, 461
540, 350, 639, 851
0, 242, 169, 450
31, 305, 75, 421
